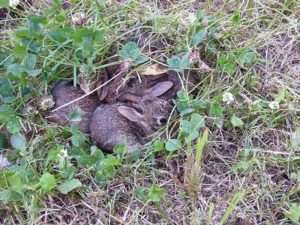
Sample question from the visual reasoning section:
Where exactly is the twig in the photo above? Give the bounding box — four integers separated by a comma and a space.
51, 70, 124, 113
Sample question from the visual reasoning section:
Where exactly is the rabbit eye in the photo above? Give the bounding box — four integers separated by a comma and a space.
157, 117, 167, 125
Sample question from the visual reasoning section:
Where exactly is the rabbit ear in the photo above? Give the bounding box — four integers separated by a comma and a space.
146, 81, 173, 97
117, 106, 144, 122
119, 93, 140, 102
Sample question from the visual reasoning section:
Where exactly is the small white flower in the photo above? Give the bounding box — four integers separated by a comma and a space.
186, 12, 197, 24
60, 148, 68, 159
222, 92, 235, 104
268, 101, 280, 110
181, 12, 197, 26
0, 154, 11, 169
9, 0, 20, 8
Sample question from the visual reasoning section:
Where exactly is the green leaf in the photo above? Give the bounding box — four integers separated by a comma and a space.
275, 88, 287, 103
285, 203, 300, 224
10, 133, 26, 150
21, 53, 41, 77
90, 146, 104, 161
68, 107, 83, 122
192, 99, 209, 110
39, 172, 57, 193
152, 139, 165, 152
72, 28, 93, 43
232, 159, 256, 173
119, 42, 147, 65
71, 129, 86, 147
0, 190, 11, 202
70, 134, 82, 147
195, 128, 208, 162
26, 69, 42, 77
0, 78, 13, 99
181, 113, 205, 142
23, 53, 37, 69
209, 99, 224, 118
220, 190, 246, 225
8, 174, 23, 192
48, 29, 69, 43
180, 108, 194, 116
95, 155, 122, 182
147, 185, 166, 203
0, 0, 9, 7
13, 44, 27, 57
231, 11, 241, 25
135, 186, 147, 201
230, 114, 244, 128
57, 179, 82, 194
217, 53, 237, 75
165, 139, 182, 152
176, 90, 191, 113
196, 10, 206, 21
75, 151, 96, 167
0, 105, 13, 121
237, 49, 256, 66
6, 117, 21, 134
0, 133, 7, 149
0, 190, 23, 203
113, 144, 127, 155
191, 30, 207, 46
167, 53, 190, 72
7, 64, 25, 76
209, 98, 224, 129
28, 16, 47, 32
101, 155, 121, 168
47, 146, 63, 163
94, 30, 105, 44
190, 113, 205, 130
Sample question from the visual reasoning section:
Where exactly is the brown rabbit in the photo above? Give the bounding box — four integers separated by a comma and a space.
89, 81, 174, 153
120, 71, 182, 102
96, 62, 183, 104
48, 80, 99, 133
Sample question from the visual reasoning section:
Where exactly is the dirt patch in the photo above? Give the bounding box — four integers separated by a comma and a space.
258, 33, 300, 95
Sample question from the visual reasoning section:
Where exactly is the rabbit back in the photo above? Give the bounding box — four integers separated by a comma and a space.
89, 104, 142, 152
48, 81, 99, 133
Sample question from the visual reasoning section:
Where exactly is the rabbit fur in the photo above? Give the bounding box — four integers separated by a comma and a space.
89, 81, 174, 152
48, 80, 99, 133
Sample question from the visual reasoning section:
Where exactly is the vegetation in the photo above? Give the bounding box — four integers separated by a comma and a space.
0, 0, 300, 224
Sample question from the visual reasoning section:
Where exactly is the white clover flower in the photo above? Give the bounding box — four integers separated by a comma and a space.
0, 154, 11, 169
268, 101, 280, 110
60, 147, 68, 159
186, 12, 197, 24
222, 92, 235, 104
9, 0, 20, 8
181, 12, 197, 26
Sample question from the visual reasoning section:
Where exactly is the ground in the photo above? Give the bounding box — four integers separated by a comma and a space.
0, 0, 300, 224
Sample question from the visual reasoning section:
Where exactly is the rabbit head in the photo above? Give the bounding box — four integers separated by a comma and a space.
117, 81, 174, 136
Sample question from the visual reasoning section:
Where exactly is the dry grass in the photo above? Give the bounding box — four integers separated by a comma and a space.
1, 0, 300, 224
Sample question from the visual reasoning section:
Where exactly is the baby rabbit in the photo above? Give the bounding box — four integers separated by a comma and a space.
120, 71, 182, 102
89, 81, 174, 153
48, 80, 99, 133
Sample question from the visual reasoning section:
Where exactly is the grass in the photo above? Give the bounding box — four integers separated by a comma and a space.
1, 0, 300, 224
